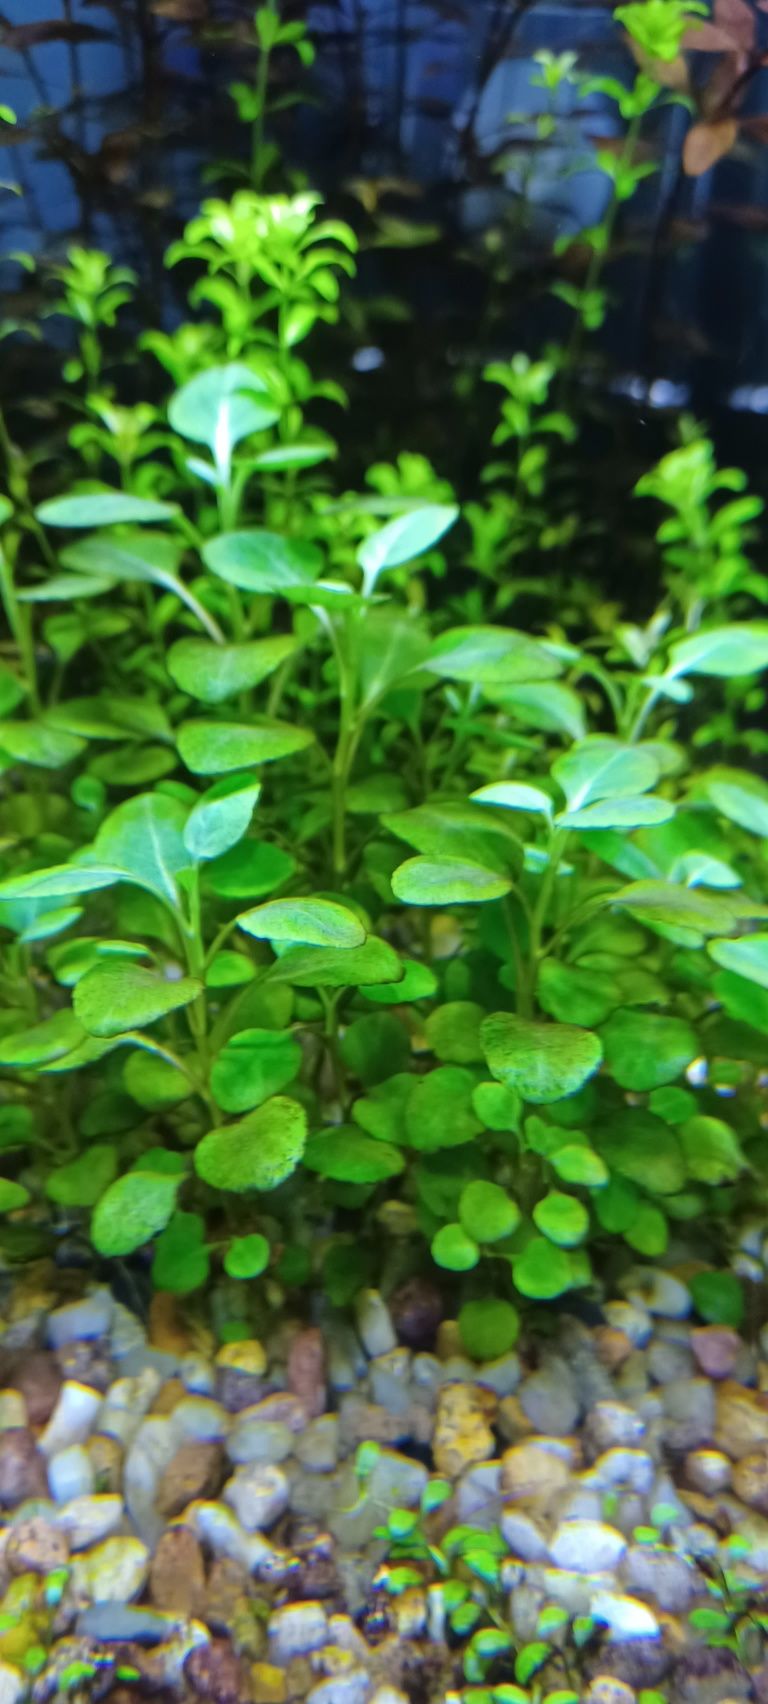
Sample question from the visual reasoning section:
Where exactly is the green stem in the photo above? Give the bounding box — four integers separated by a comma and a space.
529, 829, 570, 970
0, 544, 38, 710
252, 34, 272, 189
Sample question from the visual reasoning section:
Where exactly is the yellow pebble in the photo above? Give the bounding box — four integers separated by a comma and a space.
215, 1340, 267, 1376
251, 1660, 287, 1702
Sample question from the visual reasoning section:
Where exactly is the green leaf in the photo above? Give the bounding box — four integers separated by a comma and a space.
0, 864, 120, 902
624, 1203, 668, 1257
224, 1233, 270, 1279
405, 1066, 482, 1151
46, 1144, 117, 1207
667, 622, 768, 678
353, 1074, 411, 1144
425, 626, 560, 685
384, 800, 523, 873
678, 1115, 745, 1184
425, 1001, 484, 1064
0, 1179, 31, 1213
481, 1014, 603, 1104
360, 957, 437, 1004
36, 491, 177, 527
595, 1109, 686, 1195
533, 1190, 589, 1247
304, 1125, 405, 1183
206, 839, 296, 899
152, 1210, 209, 1293
557, 795, 674, 831
537, 961, 619, 1028
236, 895, 365, 948
431, 1223, 480, 1271
266, 937, 402, 988
713, 968, 768, 1035
599, 1008, 697, 1091
202, 529, 322, 594
705, 770, 768, 838
0, 1010, 85, 1068
594, 1176, 639, 1233
74, 961, 201, 1037
94, 792, 191, 906
392, 857, 512, 905
513, 1236, 573, 1299
515, 1643, 551, 1686
472, 1080, 521, 1131
91, 1170, 179, 1255
490, 681, 586, 741
550, 1144, 608, 1188
459, 1180, 520, 1242
168, 636, 296, 704
708, 934, 768, 990
357, 504, 458, 584
458, 1298, 519, 1360
612, 880, 768, 937
168, 363, 279, 454
340, 1013, 410, 1086
552, 739, 658, 811
178, 719, 313, 774
194, 1096, 306, 1191
184, 774, 261, 862
689, 1269, 744, 1327
211, 1028, 301, 1114
472, 781, 553, 817
123, 1050, 190, 1109
0, 720, 85, 769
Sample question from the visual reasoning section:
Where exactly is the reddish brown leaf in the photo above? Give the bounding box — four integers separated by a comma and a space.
685, 21, 746, 49
714, 0, 756, 46
0, 21, 110, 47
683, 118, 739, 176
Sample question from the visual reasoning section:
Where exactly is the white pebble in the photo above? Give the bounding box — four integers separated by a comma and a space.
590, 1590, 660, 1640
48, 1288, 113, 1349
40, 1382, 103, 1456
48, 1444, 94, 1503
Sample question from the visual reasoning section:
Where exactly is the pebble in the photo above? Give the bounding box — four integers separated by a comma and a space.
501, 1439, 573, 1504
455, 1460, 503, 1529
622, 1544, 697, 1612
716, 1381, 768, 1457
180, 1353, 216, 1397
474, 1352, 521, 1398
550, 1520, 627, 1573
306, 1673, 371, 1704
287, 1327, 327, 1419
0, 1393, 25, 1432
369, 1349, 412, 1415
47, 1443, 94, 1503
432, 1383, 495, 1477
227, 1418, 294, 1466
48, 1289, 113, 1349
591, 1592, 660, 1640
0, 1429, 48, 1506
9, 1352, 61, 1427
691, 1327, 742, 1380
156, 1441, 224, 1517
732, 1446, 768, 1513
150, 1525, 207, 1617
661, 1378, 716, 1451
294, 1416, 340, 1472
585, 1402, 646, 1455
684, 1448, 732, 1494
5, 1515, 68, 1575
389, 1277, 443, 1348
185, 1640, 247, 1704
223, 1464, 289, 1530
584, 1680, 637, 1704
355, 1290, 397, 1360
70, 1535, 150, 1603
268, 1602, 329, 1663
583, 1449, 655, 1495
39, 1381, 103, 1455
501, 1508, 550, 1561
624, 1270, 690, 1319
602, 1303, 652, 1347
87, 1432, 124, 1493
0, 1662, 24, 1704
55, 1493, 124, 1549
519, 1361, 579, 1435
190, 1500, 290, 1579
367, 1447, 428, 1508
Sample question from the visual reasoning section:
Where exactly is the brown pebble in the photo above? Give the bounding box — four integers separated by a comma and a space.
733, 1444, 768, 1514
0, 1429, 48, 1506
235, 1393, 307, 1433
156, 1440, 224, 1518
287, 1328, 327, 1421
56, 1340, 112, 1392
11, 1351, 62, 1425
186, 1638, 253, 1704
150, 1377, 187, 1416
593, 1327, 633, 1370
433, 1382, 496, 1478
149, 1292, 195, 1355
6, 1516, 68, 1575
206, 1556, 252, 1633
715, 1381, 768, 1458
149, 1525, 206, 1616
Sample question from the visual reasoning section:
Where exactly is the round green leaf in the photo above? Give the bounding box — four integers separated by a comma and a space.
303, 1125, 404, 1183
211, 1028, 301, 1114
46, 1144, 117, 1207
595, 1109, 686, 1196
599, 1008, 697, 1091
357, 504, 458, 582
533, 1190, 589, 1247
537, 961, 619, 1028
0, 1179, 31, 1213
425, 1001, 485, 1063
513, 1236, 573, 1299
708, 933, 768, 991
458, 1297, 520, 1360
624, 1203, 668, 1257
178, 719, 313, 776
678, 1115, 745, 1184
91, 1170, 179, 1256
168, 363, 279, 451
392, 856, 512, 906
202, 529, 322, 594
550, 1144, 608, 1188
480, 1014, 603, 1105
689, 1269, 744, 1327
459, 1180, 520, 1243
431, 1223, 480, 1272
168, 636, 296, 705
194, 1096, 306, 1193
123, 1051, 190, 1110
471, 1080, 521, 1132
405, 1066, 482, 1151
224, 1233, 270, 1280
340, 1013, 410, 1086
594, 1176, 640, 1233
153, 1210, 209, 1294
360, 956, 437, 1005
74, 961, 201, 1038
237, 896, 365, 949
206, 839, 296, 899
184, 775, 262, 862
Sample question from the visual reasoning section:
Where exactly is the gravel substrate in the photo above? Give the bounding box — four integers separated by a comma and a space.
1, 1267, 768, 1702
